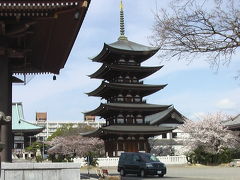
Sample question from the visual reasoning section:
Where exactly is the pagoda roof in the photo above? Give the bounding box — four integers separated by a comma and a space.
145, 106, 185, 125
87, 82, 167, 98
0, 0, 90, 74
84, 103, 171, 117
82, 125, 174, 137
108, 39, 159, 52
12, 103, 44, 135
91, 39, 159, 63
89, 64, 163, 80
223, 114, 240, 130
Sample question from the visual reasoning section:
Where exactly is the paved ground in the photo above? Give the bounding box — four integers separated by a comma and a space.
80, 165, 240, 180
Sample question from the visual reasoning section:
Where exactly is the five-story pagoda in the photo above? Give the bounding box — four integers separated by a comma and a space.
84, 1, 184, 157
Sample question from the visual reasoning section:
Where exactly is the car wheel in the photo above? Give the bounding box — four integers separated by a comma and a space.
140, 169, 145, 177
120, 169, 125, 176
158, 174, 164, 177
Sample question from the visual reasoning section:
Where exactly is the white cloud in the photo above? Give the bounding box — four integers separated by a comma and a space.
188, 112, 207, 121
216, 98, 237, 110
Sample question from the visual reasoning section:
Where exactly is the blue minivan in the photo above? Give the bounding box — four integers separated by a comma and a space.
117, 152, 166, 177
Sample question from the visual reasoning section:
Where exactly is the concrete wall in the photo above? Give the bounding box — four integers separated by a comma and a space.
0, 163, 81, 180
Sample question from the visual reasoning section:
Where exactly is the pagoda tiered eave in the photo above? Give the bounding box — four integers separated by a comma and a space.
82, 125, 174, 137
91, 40, 160, 63
145, 106, 185, 125
84, 103, 171, 117
87, 81, 167, 98
89, 64, 163, 80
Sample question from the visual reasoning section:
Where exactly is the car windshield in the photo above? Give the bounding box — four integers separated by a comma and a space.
141, 154, 160, 162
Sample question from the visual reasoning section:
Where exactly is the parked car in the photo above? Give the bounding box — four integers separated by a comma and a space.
117, 152, 166, 177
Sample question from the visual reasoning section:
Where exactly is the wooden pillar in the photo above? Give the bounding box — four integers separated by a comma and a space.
0, 56, 12, 162
145, 138, 150, 153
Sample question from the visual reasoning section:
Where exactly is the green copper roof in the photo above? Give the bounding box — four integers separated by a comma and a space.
12, 102, 43, 133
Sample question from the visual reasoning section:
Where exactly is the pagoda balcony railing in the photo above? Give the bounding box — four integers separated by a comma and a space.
117, 62, 139, 66
113, 80, 144, 84
108, 100, 147, 103
104, 123, 150, 126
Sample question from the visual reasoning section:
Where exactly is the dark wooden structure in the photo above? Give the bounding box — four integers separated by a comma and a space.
223, 114, 240, 131
84, 1, 184, 157
0, 0, 91, 162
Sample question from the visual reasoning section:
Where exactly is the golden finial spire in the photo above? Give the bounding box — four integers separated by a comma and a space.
120, 0, 123, 10
118, 0, 128, 40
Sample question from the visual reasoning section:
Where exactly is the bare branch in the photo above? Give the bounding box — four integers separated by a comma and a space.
151, 0, 240, 73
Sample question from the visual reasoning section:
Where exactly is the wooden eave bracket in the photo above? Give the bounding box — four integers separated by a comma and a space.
6, 21, 35, 36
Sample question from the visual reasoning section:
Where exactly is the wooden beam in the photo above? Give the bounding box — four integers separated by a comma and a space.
6, 21, 35, 36
7, 48, 31, 58
0, 47, 5, 56
0, 21, 5, 35
7, 31, 34, 38
12, 76, 24, 83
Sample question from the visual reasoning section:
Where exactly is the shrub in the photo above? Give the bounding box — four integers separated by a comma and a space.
85, 151, 99, 167
186, 147, 238, 165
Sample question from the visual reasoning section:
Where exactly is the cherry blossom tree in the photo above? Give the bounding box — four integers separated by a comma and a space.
46, 135, 104, 157
179, 112, 239, 154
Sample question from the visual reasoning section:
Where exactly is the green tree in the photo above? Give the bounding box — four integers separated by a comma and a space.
47, 123, 96, 141
25, 141, 43, 153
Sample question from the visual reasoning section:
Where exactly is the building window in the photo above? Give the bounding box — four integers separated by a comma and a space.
126, 114, 134, 124
162, 133, 167, 139
14, 143, 23, 149
117, 114, 124, 124
135, 95, 141, 102
117, 76, 124, 83
125, 76, 131, 83
125, 94, 133, 102
128, 59, 137, 65
136, 114, 143, 124
118, 59, 126, 64
172, 132, 177, 138
117, 94, 124, 102
132, 76, 138, 83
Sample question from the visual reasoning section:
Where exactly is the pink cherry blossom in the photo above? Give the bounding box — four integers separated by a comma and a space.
179, 112, 240, 154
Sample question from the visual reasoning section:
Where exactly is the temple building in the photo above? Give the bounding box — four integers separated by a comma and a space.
84, 1, 185, 157
12, 102, 44, 159
223, 114, 240, 131
0, 0, 91, 162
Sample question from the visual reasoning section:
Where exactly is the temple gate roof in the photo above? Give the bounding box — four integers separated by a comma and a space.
12, 102, 44, 135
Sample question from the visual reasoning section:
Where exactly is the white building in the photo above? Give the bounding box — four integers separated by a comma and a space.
35, 121, 104, 141
151, 128, 189, 156
34, 113, 104, 141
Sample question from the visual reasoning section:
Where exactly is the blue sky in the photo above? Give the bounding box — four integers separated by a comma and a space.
13, 0, 240, 122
